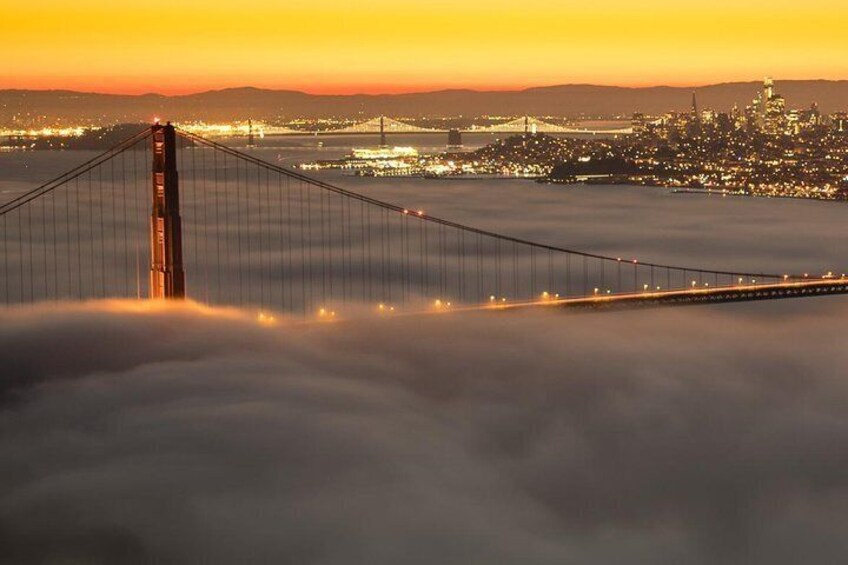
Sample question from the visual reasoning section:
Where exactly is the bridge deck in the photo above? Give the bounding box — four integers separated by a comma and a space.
478, 279, 848, 313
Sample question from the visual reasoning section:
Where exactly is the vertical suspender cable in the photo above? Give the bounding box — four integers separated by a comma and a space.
213, 149, 220, 303
109, 155, 117, 296
245, 160, 253, 306
341, 192, 348, 305
235, 153, 243, 305
347, 197, 353, 303
26, 204, 33, 301
202, 144, 209, 303
257, 165, 265, 308
99, 165, 105, 297
300, 180, 307, 317
51, 189, 58, 298
121, 149, 129, 296
278, 172, 285, 311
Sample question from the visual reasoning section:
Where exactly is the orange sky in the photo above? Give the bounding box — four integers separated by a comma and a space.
3, 0, 847, 95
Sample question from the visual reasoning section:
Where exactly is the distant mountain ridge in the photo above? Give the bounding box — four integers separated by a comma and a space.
2, 80, 847, 126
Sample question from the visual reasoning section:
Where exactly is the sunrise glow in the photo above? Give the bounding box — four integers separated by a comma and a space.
3, 0, 847, 94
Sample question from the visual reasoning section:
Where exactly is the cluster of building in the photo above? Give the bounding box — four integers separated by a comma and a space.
300, 146, 425, 176
419, 79, 848, 200
607, 79, 848, 198
635, 78, 843, 138
300, 79, 848, 199
299, 135, 565, 178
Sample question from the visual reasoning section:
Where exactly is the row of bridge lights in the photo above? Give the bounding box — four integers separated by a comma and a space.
315, 281, 715, 319
257, 271, 846, 325
320, 278, 767, 320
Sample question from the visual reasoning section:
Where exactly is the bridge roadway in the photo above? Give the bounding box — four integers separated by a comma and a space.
261, 128, 633, 136
284, 278, 848, 325
418, 278, 848, 316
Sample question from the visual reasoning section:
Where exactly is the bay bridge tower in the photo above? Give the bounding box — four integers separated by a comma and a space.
379, 115, 387, 147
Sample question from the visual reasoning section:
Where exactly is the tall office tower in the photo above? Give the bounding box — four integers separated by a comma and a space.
832, 113, 848, 133
764, 77, 775, 100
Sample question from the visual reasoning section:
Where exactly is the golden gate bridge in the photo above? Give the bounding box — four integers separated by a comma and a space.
1, 123, 846, 320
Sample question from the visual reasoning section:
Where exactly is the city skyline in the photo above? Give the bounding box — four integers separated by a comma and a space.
4, 0, 848, 95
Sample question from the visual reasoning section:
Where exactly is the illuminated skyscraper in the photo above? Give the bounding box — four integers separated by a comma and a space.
833, 113, 848, 134
749, 77, 787, 134
764, 77, 775, 101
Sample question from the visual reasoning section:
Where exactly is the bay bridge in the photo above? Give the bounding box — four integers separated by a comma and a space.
1, 122, 846, 320
310, 115, 633, 135
186, 115, 635, 141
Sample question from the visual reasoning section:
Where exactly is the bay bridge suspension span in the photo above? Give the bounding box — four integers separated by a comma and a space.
309, 115, 633, 135
187, 115, 635, 140
1, 123, 847, 320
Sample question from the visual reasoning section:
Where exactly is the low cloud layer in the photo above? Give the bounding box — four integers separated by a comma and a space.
2, 299, 848, 564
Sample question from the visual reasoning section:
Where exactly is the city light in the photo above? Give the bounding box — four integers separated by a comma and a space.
433, 299, 451, 310
257, 311, 276, 326
301, 79, 848, 199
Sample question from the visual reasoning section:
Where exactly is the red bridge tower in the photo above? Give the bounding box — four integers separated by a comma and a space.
149, 122, 185, 299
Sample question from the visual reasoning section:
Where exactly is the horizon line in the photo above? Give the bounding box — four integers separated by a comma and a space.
3, 77, 848, 98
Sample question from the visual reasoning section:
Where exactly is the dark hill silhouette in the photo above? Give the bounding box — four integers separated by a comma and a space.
2, 80, 846, 126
